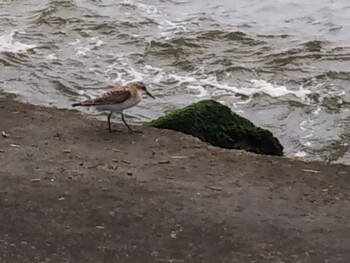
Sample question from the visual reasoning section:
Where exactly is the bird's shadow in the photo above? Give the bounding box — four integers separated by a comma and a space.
70, 121, 145, 143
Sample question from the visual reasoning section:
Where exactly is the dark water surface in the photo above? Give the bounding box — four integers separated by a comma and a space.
0, 0, 349, 163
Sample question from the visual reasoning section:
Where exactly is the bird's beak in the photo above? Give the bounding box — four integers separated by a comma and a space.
146, 90, 155, 99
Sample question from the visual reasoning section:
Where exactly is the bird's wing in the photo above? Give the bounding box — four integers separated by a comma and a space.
79, 89, 131, 106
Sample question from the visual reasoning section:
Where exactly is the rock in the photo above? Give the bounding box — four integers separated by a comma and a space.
147, 100, 283, 156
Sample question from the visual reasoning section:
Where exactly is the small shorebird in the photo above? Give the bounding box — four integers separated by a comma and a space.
72, 81, 155, 132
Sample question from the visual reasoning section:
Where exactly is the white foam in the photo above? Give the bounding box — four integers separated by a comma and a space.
199, 77, 312, 101
104, 56, 313, 104
233, 98, 253, 108
144, 64, 163, 72
69, 39, 81, 45
102, 55, 313, 106
118, 0, 188, 38
0, 31, 36, 53
120, 0, 160, 15
95, 39, 105, 47
76, 46, 91, 57
120, 0, 134, 7
250, 80, 311, 100
313, 106, 321, 115
137, 3, 160, 15
104, 57, 145, 84
304, 133, 313, 139
158, 20, 188, 37
299, 120, 308, 131
74, 37, 105, 57
303, 141, 312, 147
113, 72, 126, 84
152, 71, 167, 84
201, 78, 246, 95
45, 54, 58, 60
295, 151, 307, 158
188, 85, 208, 97
299, 120, 315, 132
127, 66, 145, 82
168, 74, 197, 84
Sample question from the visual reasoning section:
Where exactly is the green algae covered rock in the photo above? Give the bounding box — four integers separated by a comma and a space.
147, 100, 283, 156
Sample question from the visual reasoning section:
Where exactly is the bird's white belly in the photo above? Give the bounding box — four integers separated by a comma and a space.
95, 99, 139, 112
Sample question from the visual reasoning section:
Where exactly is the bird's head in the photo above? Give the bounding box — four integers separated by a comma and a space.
133, 81, 155, 99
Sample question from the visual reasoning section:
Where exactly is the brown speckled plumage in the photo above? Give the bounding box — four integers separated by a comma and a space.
72, 81, 155, 132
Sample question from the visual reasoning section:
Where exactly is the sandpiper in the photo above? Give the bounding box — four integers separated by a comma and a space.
72, 81, 155, 132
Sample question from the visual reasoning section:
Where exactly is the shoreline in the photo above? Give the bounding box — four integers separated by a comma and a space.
4, 92, 348, 166
1, 95, 349, 262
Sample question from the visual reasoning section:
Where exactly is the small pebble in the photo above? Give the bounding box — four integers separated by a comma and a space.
1, 131, 10, 138
113, 148, 122, 152
108, 164, 118, 170
158, 160, 170, 164
31, 179, 41, 183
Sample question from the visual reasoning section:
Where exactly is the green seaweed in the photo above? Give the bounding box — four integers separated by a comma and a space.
147, 100, 283, 156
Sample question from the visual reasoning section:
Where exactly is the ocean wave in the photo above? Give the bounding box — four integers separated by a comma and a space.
100, 56, 313, 102
263, 45, 350, 68
196, 30, 264, 45
31, 0, 79, 25
313, 71, 350, 81
0, 31, 36, 53
64, 37, 106, 58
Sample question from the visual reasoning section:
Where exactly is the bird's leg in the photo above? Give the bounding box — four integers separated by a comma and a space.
107, 112, 121, 133
121, 112, 132, 131
107, 112, 113, 132
121, 112, 142, 133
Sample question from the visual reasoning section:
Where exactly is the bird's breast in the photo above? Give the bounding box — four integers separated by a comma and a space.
96, 96, 140, 112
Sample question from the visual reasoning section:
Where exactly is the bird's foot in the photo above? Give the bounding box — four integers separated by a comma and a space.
108, 128, 123, 133
127, 129, 143, 134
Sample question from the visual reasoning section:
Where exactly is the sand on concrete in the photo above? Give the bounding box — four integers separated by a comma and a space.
0, 95, 349, 262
